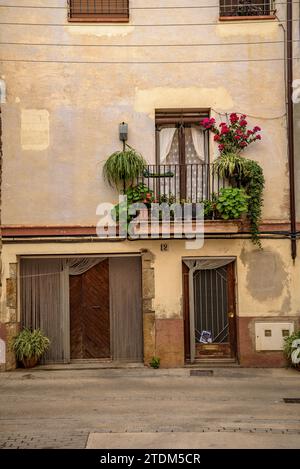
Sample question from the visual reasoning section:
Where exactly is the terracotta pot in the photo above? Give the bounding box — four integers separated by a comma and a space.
21, 357, 39, 368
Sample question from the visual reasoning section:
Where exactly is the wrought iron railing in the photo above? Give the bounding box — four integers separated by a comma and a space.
220, 0, 275, 17
138, 164, 227, 204
68, 0, 129, 21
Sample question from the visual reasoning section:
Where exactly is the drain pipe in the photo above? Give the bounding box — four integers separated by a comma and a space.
287, 0, 297, 260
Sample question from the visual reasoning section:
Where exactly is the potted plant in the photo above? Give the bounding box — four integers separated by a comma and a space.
216, 187, 249, 221
112, 183, 154, 225
10, 328, 50, 368
103, 144, 146, 192
283, 331, 300, 371
200, 113, 265, 246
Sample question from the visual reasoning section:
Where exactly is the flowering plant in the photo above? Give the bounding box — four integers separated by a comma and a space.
200, 113, 262, 154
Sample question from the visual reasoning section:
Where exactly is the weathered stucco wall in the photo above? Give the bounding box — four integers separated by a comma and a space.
1, 238, 299, 324
0, 1, 291, 225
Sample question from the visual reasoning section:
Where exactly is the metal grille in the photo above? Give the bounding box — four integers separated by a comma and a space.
283, 398, 300, 404
194, 267, 229, 344
220, 1, 275, 17
139, 164, 227, 205
69, 0, 129, 20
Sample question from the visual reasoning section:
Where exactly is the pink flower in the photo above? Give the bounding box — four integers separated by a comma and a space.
247, 130, 254, 136
253, 126, 261, 133
239, 119, 247, 127
240, 114, 247, 120
218, 144, 225, 151
230, 113, 239, 123
255, 135, 262, 140
239, 141, 248, 148
214, 134, 221, 142
234, 135, 241, 140
219, 122, 227, 127
201, 117, 215, 129
220, 125, 229, 135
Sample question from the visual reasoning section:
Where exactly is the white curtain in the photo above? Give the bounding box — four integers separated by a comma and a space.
191, 127, 205, 163
66, 258, 106, 276
183, 257, 235, 271
160, 127, 176, 163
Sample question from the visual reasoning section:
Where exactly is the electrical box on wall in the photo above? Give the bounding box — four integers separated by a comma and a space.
255, 322, 294, 351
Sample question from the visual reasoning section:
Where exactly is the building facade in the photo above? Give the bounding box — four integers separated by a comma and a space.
0, 0, 299, 370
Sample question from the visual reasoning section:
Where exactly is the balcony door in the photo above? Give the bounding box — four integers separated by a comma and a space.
155, 110, 209, 203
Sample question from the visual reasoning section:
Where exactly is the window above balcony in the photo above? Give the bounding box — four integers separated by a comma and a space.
219, 1, 276, 20
68, 0, 130, 23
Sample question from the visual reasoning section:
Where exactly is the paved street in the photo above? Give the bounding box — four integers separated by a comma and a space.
0, 367, 299, 449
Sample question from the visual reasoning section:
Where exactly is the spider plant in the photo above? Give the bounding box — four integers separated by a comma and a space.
213, 152, 246, 180
10, 328, 50, 364
103, 144, 146, 191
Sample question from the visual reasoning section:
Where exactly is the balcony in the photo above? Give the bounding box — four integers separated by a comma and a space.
138, 164, 226, 205
219, 1, 276, 19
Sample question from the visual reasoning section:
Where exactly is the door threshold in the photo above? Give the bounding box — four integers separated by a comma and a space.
34, 361, 145, 371
186, 358, 239, 368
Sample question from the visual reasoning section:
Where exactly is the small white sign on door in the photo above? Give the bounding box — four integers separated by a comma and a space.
0, 339, 6, 364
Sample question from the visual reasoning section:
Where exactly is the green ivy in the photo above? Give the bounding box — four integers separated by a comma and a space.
240, 159, 265, 247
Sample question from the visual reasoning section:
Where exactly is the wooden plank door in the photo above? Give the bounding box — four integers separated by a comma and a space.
70, 260, 110, 359
109, 257, 143, 362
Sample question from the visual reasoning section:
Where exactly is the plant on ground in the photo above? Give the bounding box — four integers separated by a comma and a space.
149, 357, 161, 369
216, 187, 249, 220
283, 331, 300, 368
9, 328, 50, 361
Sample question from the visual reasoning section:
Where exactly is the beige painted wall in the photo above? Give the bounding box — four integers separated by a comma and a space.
1, 238, 299, 324
0, 1, 292, 225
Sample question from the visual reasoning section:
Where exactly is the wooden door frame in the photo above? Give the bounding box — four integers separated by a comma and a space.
182, 258, 238, 363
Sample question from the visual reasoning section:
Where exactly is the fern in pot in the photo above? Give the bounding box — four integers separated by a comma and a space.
10, 328, 50, 368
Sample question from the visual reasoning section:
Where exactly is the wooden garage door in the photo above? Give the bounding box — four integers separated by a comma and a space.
70, 259, 110, 359
109, 257, 143, 362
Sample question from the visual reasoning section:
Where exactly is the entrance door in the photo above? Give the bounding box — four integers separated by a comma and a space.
70, 260, 110, 359
183, 262, 237, 360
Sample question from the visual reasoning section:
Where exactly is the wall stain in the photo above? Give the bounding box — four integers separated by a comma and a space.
240, 249, 287, 301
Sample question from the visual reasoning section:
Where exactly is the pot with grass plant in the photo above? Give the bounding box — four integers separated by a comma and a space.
103, 144, 146, 193
9, 328, 50, 368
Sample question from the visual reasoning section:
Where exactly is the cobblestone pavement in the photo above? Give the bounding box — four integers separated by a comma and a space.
0, 367, 299, 449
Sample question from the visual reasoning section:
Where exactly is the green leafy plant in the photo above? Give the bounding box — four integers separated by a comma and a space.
149, 356, 161, 369
199, 193, 218, 220
214, 155, 264, 246
112, 183, 154, 224
216, 187, 249, 220
283, 330, 300, 368
103, 145, 146, 191
241, 159, 265, 247
125, 183, 155, 206
10, 328, 50, 366
203, 113, 264, 246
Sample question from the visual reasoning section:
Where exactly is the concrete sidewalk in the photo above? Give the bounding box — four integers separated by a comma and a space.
0, 367, 299, 449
